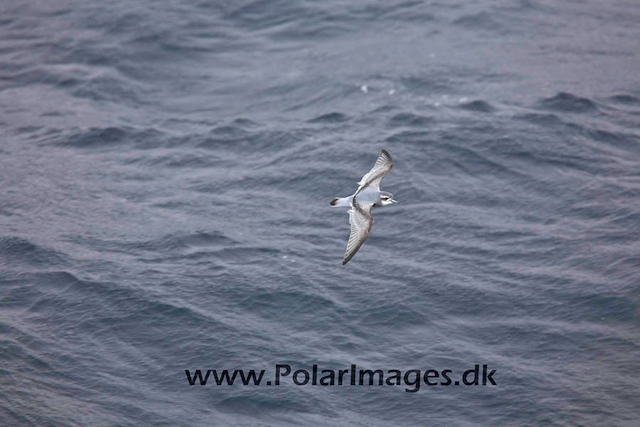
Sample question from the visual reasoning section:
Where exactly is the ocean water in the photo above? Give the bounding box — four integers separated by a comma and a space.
1, 0, 639, 425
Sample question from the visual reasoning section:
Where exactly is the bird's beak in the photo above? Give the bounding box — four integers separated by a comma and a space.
391, 199, 399, 204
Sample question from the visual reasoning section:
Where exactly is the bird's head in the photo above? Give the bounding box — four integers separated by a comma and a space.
380, 191, 398, 206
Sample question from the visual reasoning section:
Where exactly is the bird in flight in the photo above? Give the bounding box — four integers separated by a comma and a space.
330, 149, 397, 265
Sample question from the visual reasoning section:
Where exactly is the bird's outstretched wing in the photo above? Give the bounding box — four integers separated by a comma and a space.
343, 202, 374, 265
355, 149, 393, 195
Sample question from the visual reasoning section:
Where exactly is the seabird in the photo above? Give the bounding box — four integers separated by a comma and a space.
330, 150, 397, 264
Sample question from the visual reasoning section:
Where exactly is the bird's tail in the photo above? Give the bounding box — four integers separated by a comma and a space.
330, 196, 351, 207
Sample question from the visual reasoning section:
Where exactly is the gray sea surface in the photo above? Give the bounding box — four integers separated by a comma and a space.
1, 0, 639, 425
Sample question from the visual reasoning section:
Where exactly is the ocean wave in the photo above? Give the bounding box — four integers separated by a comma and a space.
0, 237, 68, 269
456, 99, 496, 113
537, 92, 600, 114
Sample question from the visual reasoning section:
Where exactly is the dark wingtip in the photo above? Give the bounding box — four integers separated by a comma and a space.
330, 198, 338, 206
381, 149, 391, 161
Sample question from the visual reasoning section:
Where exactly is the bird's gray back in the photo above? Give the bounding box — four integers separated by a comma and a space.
354, 187, 380, 206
